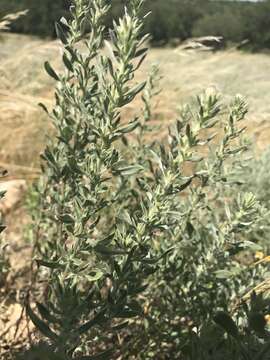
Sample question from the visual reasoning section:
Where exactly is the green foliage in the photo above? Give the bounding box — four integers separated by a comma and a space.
245, 148, 270, 206
2, 0, 270, 50
114, 91, 270, 358
183, 292, 270, 360
28, 0, 168, 357
26, 0, 270, 358
232, 146, 270, 250
0, 0, 205, 41
143, 0, 205, 44
241, 147, 270, 209
244, 0, 270, 51
0, 0, 69, 38
192, 7, 246, 44
16, 342, 67, 360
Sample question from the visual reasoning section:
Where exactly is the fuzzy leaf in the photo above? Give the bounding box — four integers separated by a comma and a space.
214, 311, 238, 338
26, 303, 59, 342
44, 61, 60, 81
118, 119, 139, 134
62, 53, 73, 72
36, 302, 59, 324
55, 22, 68, 45
36, 259, 62, 270
38, 102, 49, 114
58, 214, 75, 224
113, 165, 144, 177
94, 245, 126, 256
78, 309, 106, 335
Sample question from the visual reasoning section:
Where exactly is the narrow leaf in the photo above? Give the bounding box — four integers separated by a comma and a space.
63, 53, 73, 72
80, 348, 114, 360
78, 309, 106, 335
214, 311, 239, 338
36, 259, 62, 270
38, 102, 49, 114
44, 61, 60, 81
94, 245, 126, 256
36, 302, 58, 324
26, 303, 58, 342
55, 22, 68, 45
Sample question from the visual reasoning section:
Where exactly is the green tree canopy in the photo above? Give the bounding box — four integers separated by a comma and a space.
1, 0, 270, 50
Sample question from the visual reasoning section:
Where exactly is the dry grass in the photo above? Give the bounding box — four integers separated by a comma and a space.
2, 33, 270, 173
0, 11, 28, 32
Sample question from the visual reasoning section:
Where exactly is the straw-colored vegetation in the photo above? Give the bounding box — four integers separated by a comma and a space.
1, 33, 270, 174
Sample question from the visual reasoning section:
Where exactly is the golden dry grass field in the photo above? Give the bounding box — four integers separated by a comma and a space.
1, 33, 270, 174
1, 32, 270, 356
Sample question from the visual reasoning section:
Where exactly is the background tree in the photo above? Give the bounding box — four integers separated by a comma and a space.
2, 0, 270, 51
243, 0, 270, 50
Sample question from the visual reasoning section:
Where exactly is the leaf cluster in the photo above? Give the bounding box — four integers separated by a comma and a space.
25, 1, 270, 359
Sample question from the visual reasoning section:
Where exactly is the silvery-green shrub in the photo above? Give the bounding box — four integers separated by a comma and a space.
232, 146, 270, 250
27, 0, 270, 358
109, 89, 270, 358
27, 0, 172, 357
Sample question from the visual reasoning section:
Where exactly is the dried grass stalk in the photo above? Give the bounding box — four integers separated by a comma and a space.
0, 10, 28, 31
